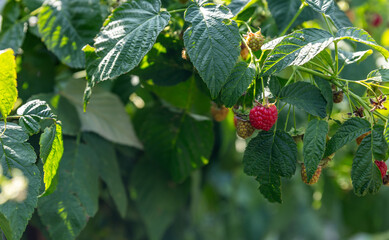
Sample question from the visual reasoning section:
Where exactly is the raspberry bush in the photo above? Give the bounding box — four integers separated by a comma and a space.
1, 0, 389, 239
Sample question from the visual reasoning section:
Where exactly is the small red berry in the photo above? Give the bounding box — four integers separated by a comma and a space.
372, 13, 383, 27
375, 160, 387, 179
249, 103, 278, 131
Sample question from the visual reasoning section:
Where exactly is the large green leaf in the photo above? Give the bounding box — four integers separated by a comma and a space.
351, 134, 382, 196
135, 106, 214, 182
183, 0, 240, 98
267, 0, 316, 32
221, 62, 256, 107
82, 133, 128, 218
324, 118, 371, 157
262, 28, 334, 76
131, 158, 189, 240
279, 81, 327, 118
335, 28, 389, 59
62, 79, 143, 149
92, 0, 170, 81
0, 49, 17, 121
38, 0, 103, 68
39, 123, 63, 195
17, 100, 56, 135
305, 0, 352, 29
0, 123, 41, 240
367, 69, 389, 82
314, 76, 333, 114
38, 140, 99, 240
303, 119, 328, 182
243, 130, 297, 203
0, 1, 26, 51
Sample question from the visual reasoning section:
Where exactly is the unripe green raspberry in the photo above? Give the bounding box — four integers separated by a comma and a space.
245, 30, 265, 52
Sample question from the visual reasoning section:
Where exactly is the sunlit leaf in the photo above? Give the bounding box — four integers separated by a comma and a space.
0, 49, 17, 121
0, 123, 41, 240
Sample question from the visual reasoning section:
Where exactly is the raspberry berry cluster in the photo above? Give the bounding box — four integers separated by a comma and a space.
233, 100, 279, 139
244, 30, 265, 52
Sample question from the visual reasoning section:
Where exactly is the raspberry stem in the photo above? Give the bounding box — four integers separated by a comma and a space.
280, 2, 307, 35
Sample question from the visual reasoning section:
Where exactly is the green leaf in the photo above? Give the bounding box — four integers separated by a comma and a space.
279, 81, 327, 118
261, 36, 285, 51
268, 76, 282, 97
92, 0, 170, 80
385, 119, 389, 145
227, 0, 252, 16
351, 133, 382, 196
62, 79, 143, 149
130, 158, 189, 240
335, 27, 389, 59
0, 49, 17, 121
314, 76, 333, 114
0, 123, 41, 240
17, 99, 56, 135
38, 140, 99, 240
367, 69, 389, 82
338, 49, 373, 65
305, 0, 352, 29
221, 62, 256, 107
82, 133, 128, 218
57, 96, 81, 136
371, 127, 388, 160
303, 119, 328, 182
0, 1, 26, 51
39, 123, 64, 195
38, 0, 103, 68
262, 28, 334, 76
243, 130, 297, 203
310, 48, 334, 72
183, 1, 240, 98
82, 45, 100, 109
147, 76, 211, 116
135, 106, 214, 182
324, 118, 371, 157
267, 0, 316, 32
132, 37, 192, 86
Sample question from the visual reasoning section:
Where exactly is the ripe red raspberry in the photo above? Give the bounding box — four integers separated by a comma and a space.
235, 117, 255, 139
245, 30, 265, 52
375, 160, 387, 179
211, 103, 229, 122
249, 103, 278, 131
301, 164, 322, 185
